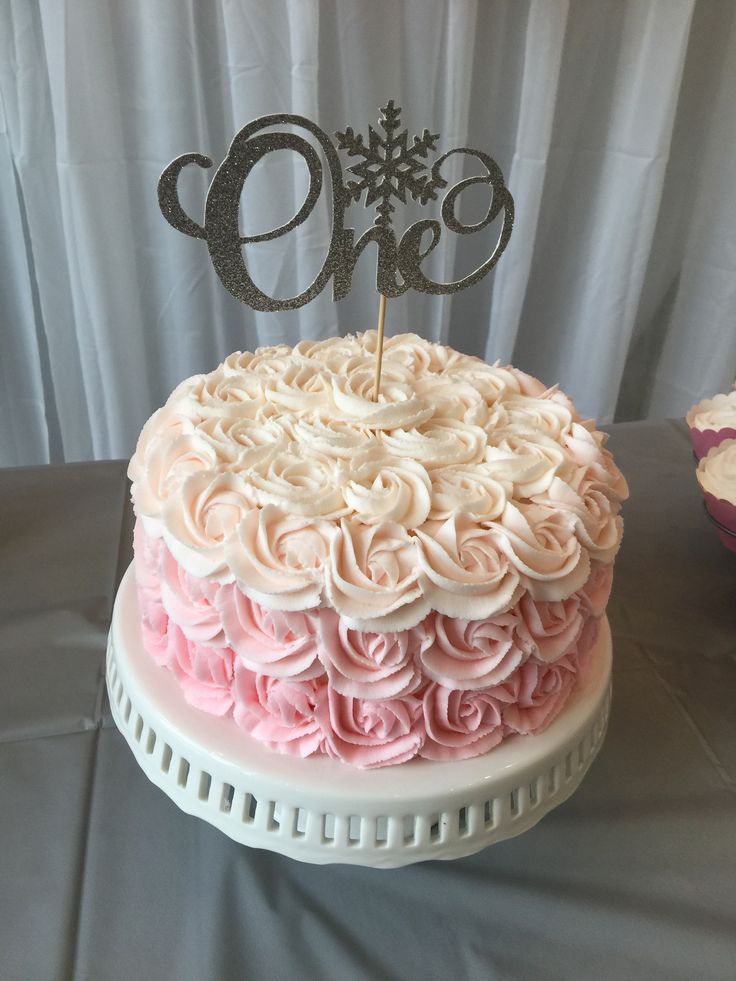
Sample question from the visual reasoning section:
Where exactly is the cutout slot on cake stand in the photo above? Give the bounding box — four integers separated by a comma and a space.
107, 566, 612, 869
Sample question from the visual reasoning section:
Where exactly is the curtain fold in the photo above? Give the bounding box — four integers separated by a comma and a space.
1, 0, 735, 466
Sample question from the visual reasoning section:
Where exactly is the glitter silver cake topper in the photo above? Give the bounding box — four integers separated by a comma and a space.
158, 101, 514, 311
158, 101, 514, 398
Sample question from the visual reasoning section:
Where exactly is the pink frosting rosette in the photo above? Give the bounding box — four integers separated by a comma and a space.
326, 518, 428, 630
133, 521, 169, 663
133, 519, 164, 593
414, 513, 522, 621
490, 503, 590, 601
159, 546, 226, 646
517, 591, 584, 663
574, 615, 600, 675
137, 587, 169, 666
315, 686, 424, 768
166, 626, 235, 716
216, 584, 322, 680
532, 474, 622, 563
232, 662, 325, 757
502, 653, 579, 735
418, 611, 530, 689
316, 610, 421, 698
420, 685, 505, 761
579, 561, 614, 617
226, 505, 333, 610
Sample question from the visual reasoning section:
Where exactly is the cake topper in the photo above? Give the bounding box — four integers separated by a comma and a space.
158, 101, 514, 398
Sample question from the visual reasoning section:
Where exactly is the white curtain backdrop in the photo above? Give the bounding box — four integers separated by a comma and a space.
1, 0, 735, 467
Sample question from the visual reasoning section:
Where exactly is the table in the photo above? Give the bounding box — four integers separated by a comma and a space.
1, 420, 735, 981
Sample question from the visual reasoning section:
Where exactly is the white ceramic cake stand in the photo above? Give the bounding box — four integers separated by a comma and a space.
107, 566, 612, 868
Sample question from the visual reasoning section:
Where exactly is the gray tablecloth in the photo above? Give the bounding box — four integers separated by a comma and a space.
1, 420, 735, 981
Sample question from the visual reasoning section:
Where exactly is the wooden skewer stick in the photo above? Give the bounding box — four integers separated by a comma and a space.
372, 293, 387, 402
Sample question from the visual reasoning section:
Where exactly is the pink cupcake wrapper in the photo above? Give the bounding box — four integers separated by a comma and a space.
689, 426, 736, 461
702, 494, 736, 554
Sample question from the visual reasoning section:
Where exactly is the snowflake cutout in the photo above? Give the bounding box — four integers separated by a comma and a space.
335, 101, 446, 229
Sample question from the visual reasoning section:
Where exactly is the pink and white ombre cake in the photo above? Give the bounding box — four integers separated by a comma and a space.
128, 331, 627, 769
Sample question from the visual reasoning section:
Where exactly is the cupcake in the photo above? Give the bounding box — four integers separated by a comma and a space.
696, 439, 736, 554
686, 391, 736, 460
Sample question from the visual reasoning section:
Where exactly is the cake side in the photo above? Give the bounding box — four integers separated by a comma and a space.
128, 331, 627, 767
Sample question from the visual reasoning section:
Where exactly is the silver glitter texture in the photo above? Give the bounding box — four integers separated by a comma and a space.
157, 102, 514, 311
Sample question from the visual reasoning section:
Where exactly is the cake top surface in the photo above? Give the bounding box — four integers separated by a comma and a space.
129, 331, 627, 630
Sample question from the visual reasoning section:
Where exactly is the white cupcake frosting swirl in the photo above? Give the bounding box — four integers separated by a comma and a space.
687, 392, 736, 432
697, 439, 736, 504
130, 332, 625, 619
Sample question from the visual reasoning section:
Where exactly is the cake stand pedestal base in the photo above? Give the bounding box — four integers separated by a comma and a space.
107, 566, 612, 868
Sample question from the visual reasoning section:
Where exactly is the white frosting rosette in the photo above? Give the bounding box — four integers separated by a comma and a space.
262, 360, 331, 412
132, 432, 220, 531
342, 450, 431, 527
226, 505, 333, 611
196, 415, 286, 469
244, 445, 346, 517
186, 368, 267, 419
485, 431, 572, 497
326, 518, 428, 630
292, 412, 377, 459
330, 357, 433, 429
503, 394, 573, 440
414, 514, 523, 620
490, 503, 590, 601
128, 401, 200, 484
381, 419, 487, 467
414, 377, 490, 427
161, 470, 256, 578
429, 465, 509, 521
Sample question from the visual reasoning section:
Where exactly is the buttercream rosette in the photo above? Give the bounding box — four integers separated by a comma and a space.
696, 438, 736, 554
686, 391, 736, 460
129, 331, 627, 767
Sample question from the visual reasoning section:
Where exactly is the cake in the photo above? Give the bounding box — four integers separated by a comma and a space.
128, 331, 627, 768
